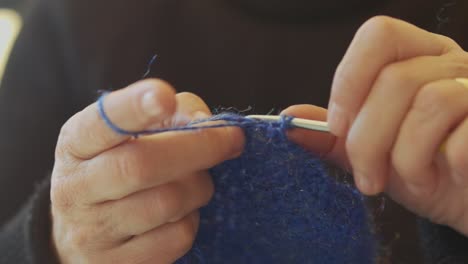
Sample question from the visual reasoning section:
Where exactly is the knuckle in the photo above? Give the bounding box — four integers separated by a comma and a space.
64, 215, 115, 252
413, 84, 450, 117
357, 16, 397, 43
379, 63, 413, 87
331, 67, 361, 118
457, 50, 468, 64
344, 132, 362, 160
345, 134, 366, 172
437, 34, 460, 50
56, 120, 77, 159
115, 147, 147, 189
154, 184, 184, 222
446, 140, 468, 173
451, 62, 468, 77
332, 64, 360, 101
69, 227, 93, 249
391, 150, 416, 179
53, 210, 116, 262
58, 225, 98, 254
445, 51, 468, 73
50, 178, 77, 212
451, 64, 468, 78
56, 111, 92, 160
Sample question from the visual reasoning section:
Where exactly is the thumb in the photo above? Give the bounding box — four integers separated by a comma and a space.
59, 79, 176, 160
281, 104, 350, 170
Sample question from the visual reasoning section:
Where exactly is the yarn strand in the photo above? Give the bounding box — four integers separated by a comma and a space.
97, 93, 294, 137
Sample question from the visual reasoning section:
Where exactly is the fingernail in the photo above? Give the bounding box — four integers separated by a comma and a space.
141, 90, 163, 117
328, 103, 349, 137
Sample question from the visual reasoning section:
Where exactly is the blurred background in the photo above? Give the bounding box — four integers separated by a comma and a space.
0, 0, 22, 85
2, 1, 463, 263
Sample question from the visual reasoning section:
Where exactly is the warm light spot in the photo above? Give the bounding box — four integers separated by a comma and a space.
0, 9, 22, 86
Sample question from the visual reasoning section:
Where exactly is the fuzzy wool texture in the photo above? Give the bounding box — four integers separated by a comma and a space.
175, 114, 377, 264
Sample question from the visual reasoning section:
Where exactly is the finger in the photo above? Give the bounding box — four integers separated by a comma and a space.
328, 16, 460, 137
346, 55, 468, 195
281, 105, 331, 154
280, 105, 349, 169
59, 90, 227, 204
113, 211, 199, 264
83, 123, 243, 202
446, 119, 468, 186
157, 92, 212, 128
175, 92, 212, 119
391, 79, 468, 195
444, 81, 468, 186
104, 171, 213, 238
82, 91, 236, 203
58, 79, 177, 160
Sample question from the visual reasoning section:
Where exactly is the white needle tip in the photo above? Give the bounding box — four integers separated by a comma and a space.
246, 115, 329, 133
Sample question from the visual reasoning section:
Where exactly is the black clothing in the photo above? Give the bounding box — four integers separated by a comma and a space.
1, 0, 467, 263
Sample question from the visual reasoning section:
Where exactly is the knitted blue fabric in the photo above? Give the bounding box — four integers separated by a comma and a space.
97, 97, 378, 263
173, 114, 377, 264
97, 93, 378, 263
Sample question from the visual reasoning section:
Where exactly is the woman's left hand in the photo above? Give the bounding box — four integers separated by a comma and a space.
284, 16, 468, 236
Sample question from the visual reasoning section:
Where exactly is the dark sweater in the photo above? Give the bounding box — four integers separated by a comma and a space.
0, 0, 467, 263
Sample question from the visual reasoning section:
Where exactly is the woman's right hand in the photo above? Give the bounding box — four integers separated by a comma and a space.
50, 79, 244, 263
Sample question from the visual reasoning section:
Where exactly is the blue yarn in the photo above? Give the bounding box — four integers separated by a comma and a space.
97, 94, 267, 137
98, 93, 140, 137
142, 54, 158, 79
175, 115, 377, 264
97, 102, 378, 263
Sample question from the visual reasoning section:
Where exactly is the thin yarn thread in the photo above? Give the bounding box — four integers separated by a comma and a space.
142, 54, 158, 79
97, 93, 293, 137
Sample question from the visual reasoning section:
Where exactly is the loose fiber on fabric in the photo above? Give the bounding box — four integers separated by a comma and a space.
174, 114, 377, 264
97, 97, 378, 263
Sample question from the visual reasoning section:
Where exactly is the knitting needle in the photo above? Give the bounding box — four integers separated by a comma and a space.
246, 115, 330, 133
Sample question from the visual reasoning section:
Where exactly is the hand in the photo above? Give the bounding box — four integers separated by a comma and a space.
51, 79, 244, 263
284, 16, 468, 236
